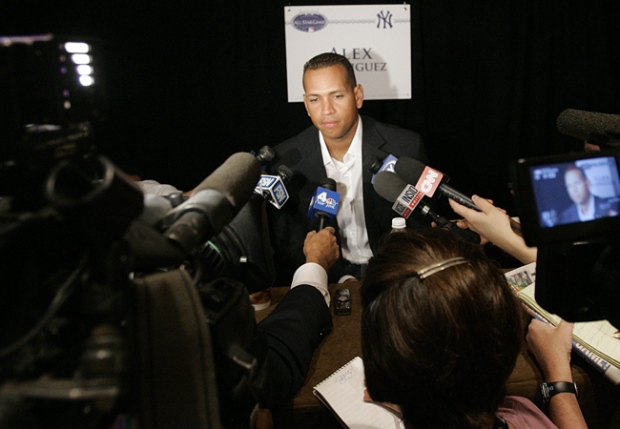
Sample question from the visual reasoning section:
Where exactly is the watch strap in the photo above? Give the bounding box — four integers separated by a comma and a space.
540, 381, 579, 404
493, 415, 509, 429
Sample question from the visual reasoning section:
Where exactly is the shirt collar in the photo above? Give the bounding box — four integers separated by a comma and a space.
578, 193, 596, 220
319, 115, 363, 166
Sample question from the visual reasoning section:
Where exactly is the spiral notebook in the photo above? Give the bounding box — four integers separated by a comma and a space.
505, 263, 620, 384
312, 356, 405, 429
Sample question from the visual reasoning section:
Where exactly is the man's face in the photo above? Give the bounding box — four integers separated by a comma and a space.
564, 169, 590, 205
302, 64, 364, 145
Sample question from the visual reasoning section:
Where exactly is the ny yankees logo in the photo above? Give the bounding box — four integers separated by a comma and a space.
377, 10, 393, 29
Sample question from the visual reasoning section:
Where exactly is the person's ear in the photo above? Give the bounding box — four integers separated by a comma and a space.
303, 94, 311, 117
354, 84, 364, 109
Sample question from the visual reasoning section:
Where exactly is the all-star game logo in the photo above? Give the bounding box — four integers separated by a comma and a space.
293, 14, 327, 32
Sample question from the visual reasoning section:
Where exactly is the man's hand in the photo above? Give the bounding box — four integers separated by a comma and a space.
303, 227, 340, 272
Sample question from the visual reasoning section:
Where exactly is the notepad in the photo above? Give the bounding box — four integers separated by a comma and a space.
506, 263, 620, 384
313, 356, 406, 429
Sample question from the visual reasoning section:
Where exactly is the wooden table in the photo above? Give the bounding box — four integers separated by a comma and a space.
255, 282, 620, 429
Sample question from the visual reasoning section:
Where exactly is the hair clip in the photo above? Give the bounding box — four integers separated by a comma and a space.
416, 257, 469, 280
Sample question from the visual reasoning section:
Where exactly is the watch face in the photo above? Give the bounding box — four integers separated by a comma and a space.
540, 383, 551, 401
540, 381, 578, 403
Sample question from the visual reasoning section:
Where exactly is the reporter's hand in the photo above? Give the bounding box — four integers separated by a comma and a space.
303, 227, 340, 272
526, 319, 574, 381
449, 195, 510, 242
430, 219, 488, 245
449, 195, 537, 264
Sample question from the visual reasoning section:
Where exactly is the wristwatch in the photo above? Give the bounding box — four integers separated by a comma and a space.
540, 381, 579, 404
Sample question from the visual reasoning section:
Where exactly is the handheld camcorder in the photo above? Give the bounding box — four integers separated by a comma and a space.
511, 149, 620, 326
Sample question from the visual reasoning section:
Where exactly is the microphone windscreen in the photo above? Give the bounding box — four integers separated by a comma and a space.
277, 165, 294, 185
320, 177, 337, 191
373, 171, 408, 203
557, 109, 620, 143
364, 154, 383, 174
394, 156, 426, 184
256, 145, 276, 164
191, 152, 261, 208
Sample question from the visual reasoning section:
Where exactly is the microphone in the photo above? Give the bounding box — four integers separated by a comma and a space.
364, 153, 398, 184
393, 156, 522, 236
254, 145, 276, 165
162, 152, 261, 254
373, 171, 480, 243
198, 191, 276, 295
557, 108, 620, 146
254, 165, 292, 209
374, 172, 424, 219
307, 178, 340, 230
138, 190, 189, 227
393, 157, 479, 210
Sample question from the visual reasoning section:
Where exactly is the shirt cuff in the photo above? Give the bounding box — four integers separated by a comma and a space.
338, 274, 356, 284
291, 262, 330, 307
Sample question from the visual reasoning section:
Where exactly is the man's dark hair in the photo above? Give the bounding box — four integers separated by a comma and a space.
303, 52, 357, 88
564, 163, 587, 181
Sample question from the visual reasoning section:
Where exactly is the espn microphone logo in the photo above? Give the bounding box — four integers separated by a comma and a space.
258, 176, 275, 187
255, 175, 289, 208
270, 181, 288, 206
392, 185, 423, 219
415, 166, 443, 197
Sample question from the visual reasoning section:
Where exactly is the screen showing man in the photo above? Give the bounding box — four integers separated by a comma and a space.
529, 156, 620, 228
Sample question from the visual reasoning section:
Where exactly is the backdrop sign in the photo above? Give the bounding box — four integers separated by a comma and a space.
284, 4, 411, 102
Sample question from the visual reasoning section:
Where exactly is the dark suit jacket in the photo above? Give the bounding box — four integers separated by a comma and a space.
257, 285, 332, 408
560, 195, 620, 224
268, 115, 431, 285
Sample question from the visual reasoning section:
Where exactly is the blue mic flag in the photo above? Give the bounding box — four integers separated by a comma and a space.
370, 154, 398, 184
307, 186, 340, 222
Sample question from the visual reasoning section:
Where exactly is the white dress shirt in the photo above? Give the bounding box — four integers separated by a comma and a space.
291, 262, 330, 307
318, 115, 373, 265
576, 194, 596, 221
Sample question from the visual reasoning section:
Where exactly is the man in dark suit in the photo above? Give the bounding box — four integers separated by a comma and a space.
257, 226, 339, 408
560, 164, 620, 224
269, 52, 430, 285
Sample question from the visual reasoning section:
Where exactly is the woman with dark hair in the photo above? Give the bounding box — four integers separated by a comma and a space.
361, 228, 586, 429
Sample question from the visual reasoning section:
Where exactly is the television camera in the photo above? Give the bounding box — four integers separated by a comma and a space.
0, 35, 275, 429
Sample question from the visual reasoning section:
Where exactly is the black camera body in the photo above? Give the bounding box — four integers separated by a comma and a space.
0, 35, 268, 429
0, 34, 107, 209
511, 149, 620, 324
511, 149, 620, 247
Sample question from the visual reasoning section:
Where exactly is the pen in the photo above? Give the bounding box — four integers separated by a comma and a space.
509, 218, 522, 237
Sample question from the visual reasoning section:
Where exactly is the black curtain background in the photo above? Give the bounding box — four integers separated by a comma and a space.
3, 0, 620, 215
